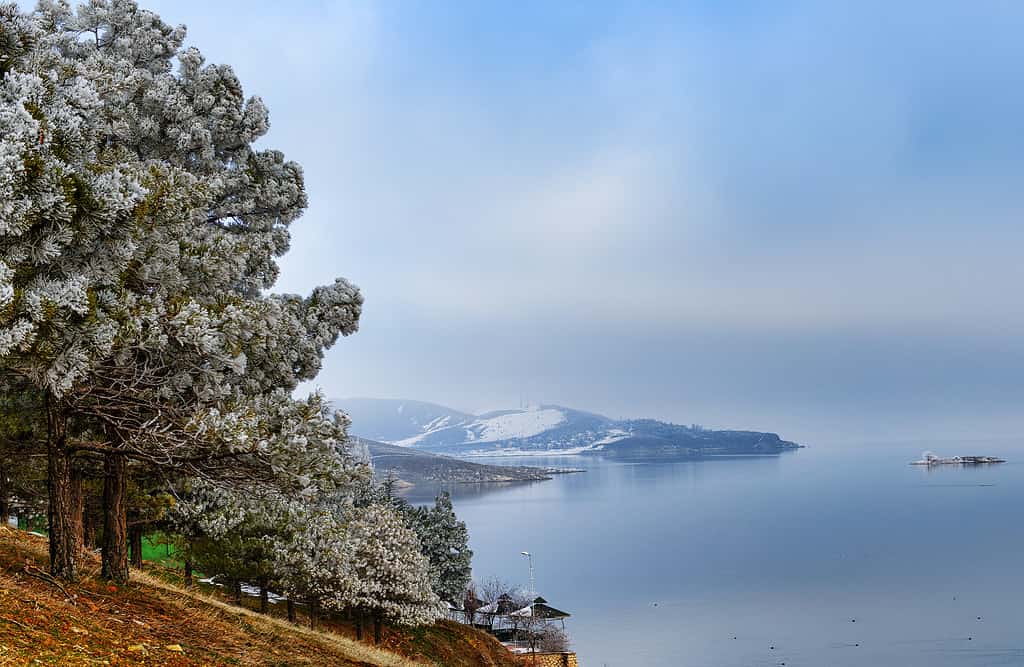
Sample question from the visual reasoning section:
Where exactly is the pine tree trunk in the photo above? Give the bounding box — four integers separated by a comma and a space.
70, 468, 84, 552
355, 614, 363, 641
309, 599, 319, 630
0, 461, 9, 527
232, 579, 242, 604
259, 578, 269, 613
46, 401, 78, 582
287, 599, 296, 623
101, 452, 129, 584
184, 556, 193, 588
373, 614, 382, 645
129, 525, 143, 568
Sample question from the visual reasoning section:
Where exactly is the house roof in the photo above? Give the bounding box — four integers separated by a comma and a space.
509, 601, 571, 620
477, 593, 572, 620
477, 594, 521, 616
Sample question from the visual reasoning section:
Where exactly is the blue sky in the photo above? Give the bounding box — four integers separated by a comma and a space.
27, 1, 1024, 444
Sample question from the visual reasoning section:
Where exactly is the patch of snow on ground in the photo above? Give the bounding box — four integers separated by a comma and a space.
199, 577, 286, 604
390, 415, 460, 447
391, 432, 427, 447
423, 415, 451, 431
475, 408, 567, 443
591, 429, 630, 446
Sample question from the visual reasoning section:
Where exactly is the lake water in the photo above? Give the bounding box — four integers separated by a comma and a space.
412, 440, 1024, 667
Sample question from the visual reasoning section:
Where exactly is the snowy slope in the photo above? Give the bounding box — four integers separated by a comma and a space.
396, 406, 569, 447
477, 407, 566, 441
391, 404, 609, 454
336, 400, 616, 455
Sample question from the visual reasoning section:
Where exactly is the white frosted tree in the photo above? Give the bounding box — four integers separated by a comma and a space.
404, 492, 473, 604
272, 500, 356, 630
340, 503, 442, 642
271, 501, 441, 638
0, 0, 361, 581
1, 1, 150, 578
170, 393, 371, 609
361, 481, 474, 605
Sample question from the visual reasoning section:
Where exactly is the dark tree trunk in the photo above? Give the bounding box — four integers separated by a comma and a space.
373, 614, 382, 645
309, 599, 319, 630
355, 614, 363, 641
70, 468, 84, 552
46, 401, 78, 582
259, 577, 269, 613
184, 556, 193, 588
0, 461, 9, 527
232, 579, 242, 604
129, 525, 143, 568
287, 599, 296, 623
101, 452, 129, 584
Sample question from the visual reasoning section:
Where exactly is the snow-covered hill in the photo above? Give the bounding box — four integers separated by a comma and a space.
331, 398, 802, 458
389, 404, 612, 455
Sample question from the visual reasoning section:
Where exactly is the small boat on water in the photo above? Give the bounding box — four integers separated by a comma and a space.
910, 451, 1006, 466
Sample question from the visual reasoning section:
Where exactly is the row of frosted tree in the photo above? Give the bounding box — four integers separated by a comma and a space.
0, 0, 469, 638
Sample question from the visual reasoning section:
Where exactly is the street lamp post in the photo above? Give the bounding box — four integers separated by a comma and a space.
520, 551, 535, 597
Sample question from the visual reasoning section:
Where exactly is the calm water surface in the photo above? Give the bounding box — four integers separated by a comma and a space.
412, 441, 1024, 667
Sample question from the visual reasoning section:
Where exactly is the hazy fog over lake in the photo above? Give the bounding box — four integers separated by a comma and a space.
70, 0, 1024, 444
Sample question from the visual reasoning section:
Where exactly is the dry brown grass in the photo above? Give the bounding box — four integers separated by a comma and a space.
0, 526, 516, 666
130, 569, 419, 666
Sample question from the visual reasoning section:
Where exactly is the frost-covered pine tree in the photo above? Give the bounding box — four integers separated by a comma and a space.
171, 392, 371, 606
175, 481, 304, 611
340, 503, 442, 642
1, 1, 150, 579
271, 500, 441, 637
405, 492, 473, 604
0, 1, 361, 581
359, 480, 474, 605
3, 0, 458, 635
271, 501, 356, 630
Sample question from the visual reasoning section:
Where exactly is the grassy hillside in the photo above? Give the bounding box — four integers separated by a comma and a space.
0, 526, 517, 666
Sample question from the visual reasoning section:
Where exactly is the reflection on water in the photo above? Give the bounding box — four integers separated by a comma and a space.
399, 479, 549, 504
438, 441, 1024, 667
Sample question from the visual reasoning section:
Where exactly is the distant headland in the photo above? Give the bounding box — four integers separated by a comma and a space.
335, 398, 801, 461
